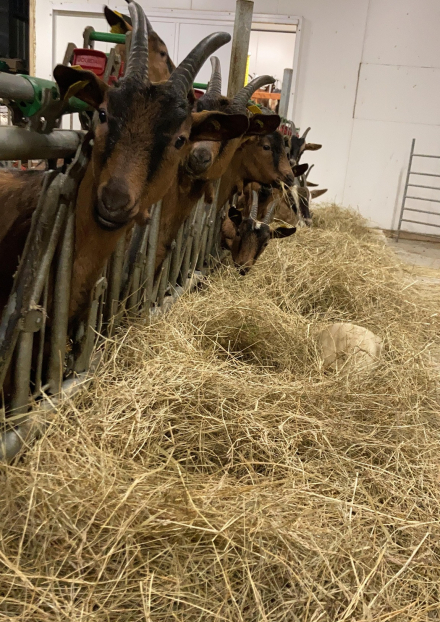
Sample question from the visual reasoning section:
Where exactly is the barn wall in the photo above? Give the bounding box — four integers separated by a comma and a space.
35, 0, 440, 231
343, 0, 440, 231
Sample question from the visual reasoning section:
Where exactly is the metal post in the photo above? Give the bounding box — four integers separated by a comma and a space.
397, 138, 416, 242
227, 0, 254, 99
168, 225, 185, 290
279, 68, 293, 119
47, 204, 75, 393
141, 202, 162, 313
105, 235, 126, 328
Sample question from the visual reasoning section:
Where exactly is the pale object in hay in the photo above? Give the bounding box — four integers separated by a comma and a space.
317, 322, 383, 374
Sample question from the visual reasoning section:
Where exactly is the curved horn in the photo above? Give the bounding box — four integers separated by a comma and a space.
301, 127, 311, 140
250, 191, 258, 220
263, 200, 277, 224
232, 75, 275, 110
206, 56, 222, 95
124, 1, 150, 84
305, 163, 314, 179
169, 32, 231, 97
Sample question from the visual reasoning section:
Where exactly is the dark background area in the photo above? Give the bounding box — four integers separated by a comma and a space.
0, 0, 30, 73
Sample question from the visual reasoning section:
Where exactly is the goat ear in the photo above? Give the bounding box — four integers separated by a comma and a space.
307, 181, 319, 187
190, 111, 249, 141
311, 188, 328, 199
104, 6, 132, 33
53, 65, 108, 109
291, 162, 309, 177
247, 113, 280, 136
304, 143, 322, 151
228, 205, 243, 227
272, 226, 297, 239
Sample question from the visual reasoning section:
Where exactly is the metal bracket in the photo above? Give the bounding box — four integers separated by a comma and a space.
21, 308, 45, 333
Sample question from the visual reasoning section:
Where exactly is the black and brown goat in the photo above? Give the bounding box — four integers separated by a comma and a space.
104, 5, 175, 82
0, 1, 235, 324
222, 190, 297, 275
154, 59, 280, 276
286, 125, 322, 167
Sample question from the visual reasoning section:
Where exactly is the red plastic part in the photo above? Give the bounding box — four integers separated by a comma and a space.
72, 49, 107, 78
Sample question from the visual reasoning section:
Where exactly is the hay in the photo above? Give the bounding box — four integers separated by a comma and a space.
2, 204, 440, 621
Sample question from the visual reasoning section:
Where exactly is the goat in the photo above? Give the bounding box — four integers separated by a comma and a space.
0, 1, 236, 326
153, 59, 280, 277
104, 6, 175, 82
285, 125, 322, 167
222, 191, 297, 275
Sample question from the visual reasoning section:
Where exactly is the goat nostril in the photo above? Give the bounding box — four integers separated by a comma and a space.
99, 181, 133, 215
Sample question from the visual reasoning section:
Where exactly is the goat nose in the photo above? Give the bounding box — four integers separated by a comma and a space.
96, 179, 136, 230
188, 148, 212, 173
100, 180, 133, 214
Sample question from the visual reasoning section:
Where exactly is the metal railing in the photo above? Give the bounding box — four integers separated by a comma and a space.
0, 134, 229, 462
397, 138, 440, 240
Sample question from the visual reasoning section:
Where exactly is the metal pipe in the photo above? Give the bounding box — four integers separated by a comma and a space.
0, 72, 35, 102
227, 0, 254, 99
10, 331, 34, 417
105, 235, 126, 329
397, 138, 415, 242
168, 225, 184, 290
126, 225, 150, 314
401, 219, 440, 228
0, 127, 84, 161
142, 202, 162, 313
157, 253, 171, 307
34, 279, 48, 396
189, 198, 206, 274
279, 68, 293, 119
47, 204, 75, 394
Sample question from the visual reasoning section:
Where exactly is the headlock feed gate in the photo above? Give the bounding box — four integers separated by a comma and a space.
0, 4, 299, 463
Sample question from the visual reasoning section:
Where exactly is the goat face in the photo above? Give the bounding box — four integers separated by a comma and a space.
223, 202, 296, 275
54, 5, 233, 231
185, 65, 280, 180
242, 132, 296, 187
104, 5, 175, 81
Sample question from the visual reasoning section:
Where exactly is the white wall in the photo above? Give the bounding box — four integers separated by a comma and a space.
35, 0, 440, 233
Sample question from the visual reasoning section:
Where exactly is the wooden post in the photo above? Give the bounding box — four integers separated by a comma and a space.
227, 0, 254, 99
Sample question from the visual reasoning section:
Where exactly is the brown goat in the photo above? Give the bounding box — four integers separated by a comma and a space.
0, 2, 236, 326
104, 6, 175, 82
221, 190, 297, 275
153, 61, 279, 276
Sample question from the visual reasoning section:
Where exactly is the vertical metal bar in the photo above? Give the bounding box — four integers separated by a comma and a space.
197, 209, 211, 273
279, 68, 293, 119
227, 0, 254, 98
10, 332, 34, 417
397, 138, 416, 242
47, 204, 75, 394
289, 17, 303, 120
168, 224, 184, 290
105, 235, 126, 328
126, 223, 150, 314
180, 230, 194, 288
189, 198, 206, 274
34, 279, 48, 396
141, 202, 162, 313
157, 252, 172, 307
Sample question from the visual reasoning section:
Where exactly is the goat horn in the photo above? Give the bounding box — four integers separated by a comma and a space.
305, 163, 314, 179
206, 56, 222, 95
301, 126, 311, 140
263, 199, 277, 224
169, 32, 231, 97
250, 190, 258, 220
124, 1, 150, 84
231, 75, 275, 110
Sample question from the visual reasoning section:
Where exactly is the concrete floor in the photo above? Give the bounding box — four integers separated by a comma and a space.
386, 238, 440, 270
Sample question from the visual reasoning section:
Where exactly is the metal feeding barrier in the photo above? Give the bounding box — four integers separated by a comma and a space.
0, 130, 230, 463
397, 138, 440, 240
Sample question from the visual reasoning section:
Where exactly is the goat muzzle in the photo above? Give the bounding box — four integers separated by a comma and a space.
186, 147, 213, 176
96, 180, 137, 231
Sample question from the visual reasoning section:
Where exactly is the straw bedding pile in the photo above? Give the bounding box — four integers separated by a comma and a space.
1, 204, 440, 621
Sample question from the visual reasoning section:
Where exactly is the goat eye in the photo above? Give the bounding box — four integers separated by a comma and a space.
160, 51, 167, 58
263, 145, 271, 151
98, 109, 107, 124
175, 135, 187, 150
